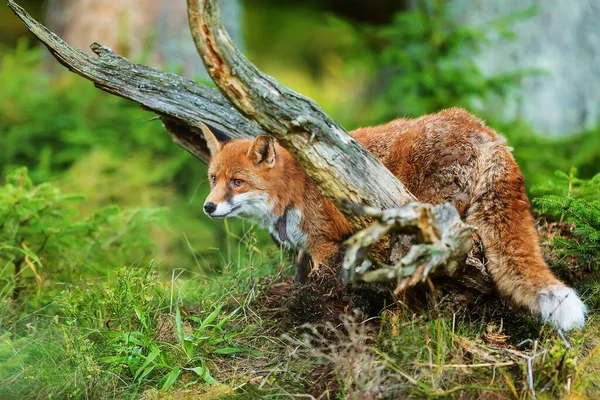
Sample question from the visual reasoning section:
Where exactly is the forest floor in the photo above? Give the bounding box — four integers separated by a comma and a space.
1, 218, 599, 400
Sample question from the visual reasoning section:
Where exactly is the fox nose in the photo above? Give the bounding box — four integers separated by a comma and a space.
204, 202, 217, 214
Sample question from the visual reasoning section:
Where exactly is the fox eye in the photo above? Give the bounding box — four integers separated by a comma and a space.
232, 179, 244, 187
210, 175, 216, 185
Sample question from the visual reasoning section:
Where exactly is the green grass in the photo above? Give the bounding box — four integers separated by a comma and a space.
1, 224, 598, 399
2, 166, 597, 399
0, 217, 308, 399
0, 150, 598, 400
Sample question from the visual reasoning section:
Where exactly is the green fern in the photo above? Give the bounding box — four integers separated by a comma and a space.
533, 168, 600, 268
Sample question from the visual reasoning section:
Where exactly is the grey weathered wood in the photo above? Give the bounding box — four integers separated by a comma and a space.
11, 0, 416, 210
341, 201, 475, 292
8, 0, 486, 293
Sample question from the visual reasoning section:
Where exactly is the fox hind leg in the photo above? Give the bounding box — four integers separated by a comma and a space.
465, 143, 586, 330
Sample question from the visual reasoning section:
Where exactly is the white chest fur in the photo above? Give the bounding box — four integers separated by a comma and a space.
233, 194, 307, 250
267, 208, 307, 250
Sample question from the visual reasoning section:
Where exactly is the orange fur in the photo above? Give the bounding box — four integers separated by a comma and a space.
203, 108, 586, 330
205, 136, 352, 270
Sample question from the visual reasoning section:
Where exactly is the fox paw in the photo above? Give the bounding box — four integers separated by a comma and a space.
539, 286, 587, 331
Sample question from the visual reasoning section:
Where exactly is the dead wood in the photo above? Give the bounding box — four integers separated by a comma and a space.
8, 0, 489, 295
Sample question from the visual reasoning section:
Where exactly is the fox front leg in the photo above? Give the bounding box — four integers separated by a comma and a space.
308, 241, 340, 279
293, 249, 312, 283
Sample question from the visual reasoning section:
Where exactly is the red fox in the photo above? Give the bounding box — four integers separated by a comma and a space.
202, 107, 586, 331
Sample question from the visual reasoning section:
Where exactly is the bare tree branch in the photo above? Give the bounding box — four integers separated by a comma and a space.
185, 0, 479, 288
341, 201, 475, 292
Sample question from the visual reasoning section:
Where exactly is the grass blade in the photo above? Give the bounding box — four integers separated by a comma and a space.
161, 366, 181, 392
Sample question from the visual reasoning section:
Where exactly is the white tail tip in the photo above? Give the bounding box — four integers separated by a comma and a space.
539, 286, 586, 331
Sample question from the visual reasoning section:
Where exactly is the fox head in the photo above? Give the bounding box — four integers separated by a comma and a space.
201, 123, 282, 224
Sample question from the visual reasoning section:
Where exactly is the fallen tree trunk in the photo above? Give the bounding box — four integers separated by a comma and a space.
8, 0, 488, 293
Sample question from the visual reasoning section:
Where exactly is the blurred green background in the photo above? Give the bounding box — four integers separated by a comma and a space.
1, 1, 599, 397
1, 0, 599, 286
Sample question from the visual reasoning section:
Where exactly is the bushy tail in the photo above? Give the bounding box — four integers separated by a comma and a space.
466, 144, 586, 331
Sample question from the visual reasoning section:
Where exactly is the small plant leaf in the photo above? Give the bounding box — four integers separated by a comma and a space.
133, 346, 160, 381
191, 365, 217, 385
175, 307, 184, 344
161, 366, 181, 392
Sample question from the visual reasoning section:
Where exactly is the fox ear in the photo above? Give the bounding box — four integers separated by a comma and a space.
199, 122, 224, 156
247, 135, 276, 168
